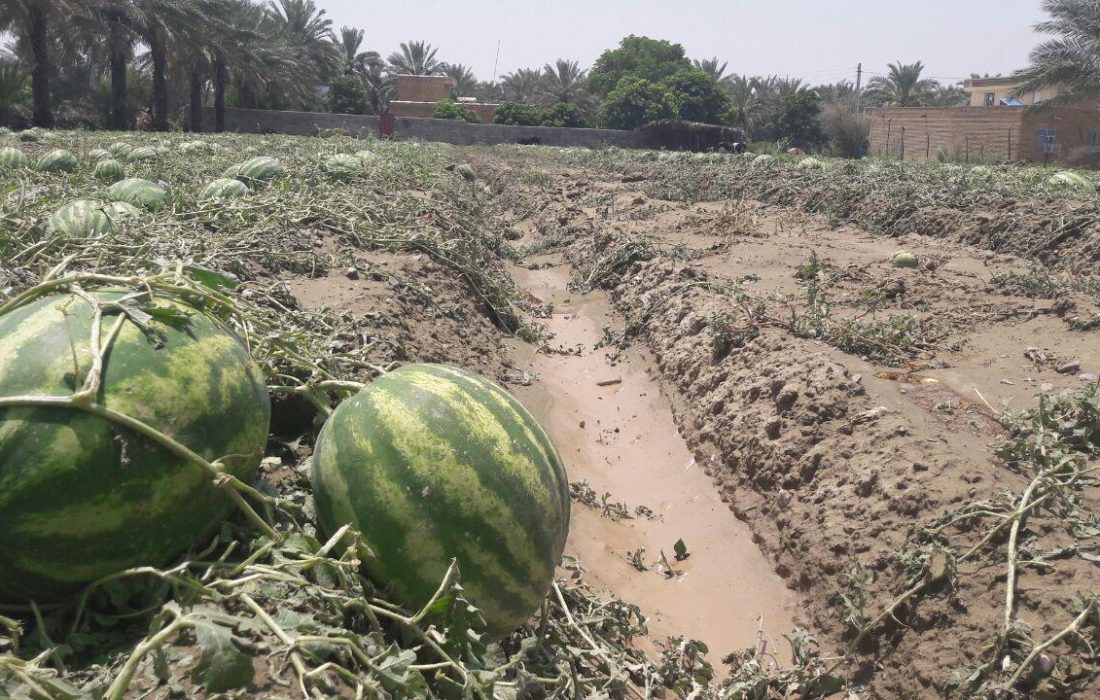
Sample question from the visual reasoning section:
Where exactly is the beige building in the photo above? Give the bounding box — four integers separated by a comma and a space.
963, 76, 1065, 107
388, 75, 497, 123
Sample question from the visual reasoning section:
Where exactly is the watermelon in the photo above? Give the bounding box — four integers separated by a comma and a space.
88, 148, 112, 161
93, 159, 126, 183
454, 164, 476, 182
1049, 171, 1094, 193
355, 150, 380, 165
127, 146, 159, 162
0, 290, 270, 603
323, 154, 363, 180
892, 251, 919, 269
181, 140, 216, 156
798, 157, 826, 170
752, 154, 774, 166
311, 363, 570, 638
16, 128, 41, 142
36, 149, 78, 173
200, 178, 250, 200
46, 200, 118, 236
104, 201, 143, 221
0, 147, 28, 169
108, 142, 133, 159
233, 156, 283, 186
0, 127, 11, 136
106, 178, 168, 210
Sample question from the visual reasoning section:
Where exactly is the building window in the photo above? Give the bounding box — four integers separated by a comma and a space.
984, 92, 996, 106
1033, 90, 1043, 103
1088, 132, 1100, 149
1037, 128, 1059, 154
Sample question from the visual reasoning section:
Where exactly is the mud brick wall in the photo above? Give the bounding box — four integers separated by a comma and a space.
394, 75, 455, 103
389, 101, 499, 124
868, 106, 1100, 164
205, 107, 380, 138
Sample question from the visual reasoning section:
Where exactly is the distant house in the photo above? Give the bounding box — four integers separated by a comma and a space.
388, 75, 498, 123
867, 72, 1099, 166
963, 76, 1066, 107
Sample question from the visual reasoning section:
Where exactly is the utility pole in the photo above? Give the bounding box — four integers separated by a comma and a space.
491, 40, 502, 86
855, 62, 863, 114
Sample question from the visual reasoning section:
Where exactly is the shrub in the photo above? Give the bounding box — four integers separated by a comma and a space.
494, 102, 543, 126
601, 77, 676, 130
662, 68, 732, 125
820, 104, 869, 158
541, 103, 593, 128
433, 98, 481, 123
328, 76, 372, 115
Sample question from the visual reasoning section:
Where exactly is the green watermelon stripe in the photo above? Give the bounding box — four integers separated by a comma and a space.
357, 388, 544, 610
314, 393, 536, 623
411, 366, 570, 541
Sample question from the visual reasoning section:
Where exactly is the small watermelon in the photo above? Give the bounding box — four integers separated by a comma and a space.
181, 140, 216, 156
0, 147, 28, 169
892, 251, 919, 269
127, 146, 159, 162
798, 157, 826, 170
752, 154, 774, 166
108, 142, 133, 159
104, 201, 143, 221
323, 154, 363, 180
16, 128, 41, 142
36, 149, 78, 173
1048, 171, 1094, 193
311, 363, 570, 638
0, 289, 270, 603
106, 178, 168, 211
355, 150, 380, 165
88, 149, 112, 161
200, 178, 250, 200
47, 200, 118, 236
93, 159, 126, 183
233, 156, 283, 186
454, 164, 476, 182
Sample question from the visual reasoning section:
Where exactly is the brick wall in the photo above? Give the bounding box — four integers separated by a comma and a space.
390, 101, 499, 124
868, 106, 1100, 164
204, 107, 380, 138
394, 75, 455, 102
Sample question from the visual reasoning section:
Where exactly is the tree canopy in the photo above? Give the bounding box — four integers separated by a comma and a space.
588, 35, 691, 97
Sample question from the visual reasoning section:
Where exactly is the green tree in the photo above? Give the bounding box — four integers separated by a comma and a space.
692, 57, 729, 82
1015, 0, 1100, 108
662, 67, 731, 124
774, 90, 825, 148
334, 26, 370, 74
500, 67, 540, 102
266, 0, 338, 81
0, 0, 85, 127
588, 35, 692, 97
328, 74, 370, 114
444, 63, 477, 97
388, 40, 443, 75
538, 58, 590, 106
0, 60, 29, 126
864, 61, 936, 107
493, 101, 542, 126
541, 102, 592, 128
600, 76, 676, 130
432, 97, 479, 122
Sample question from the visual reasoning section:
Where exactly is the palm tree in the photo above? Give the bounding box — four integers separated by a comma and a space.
815, 80, 856, 106
1015, 0, 1100, 108
334, 25, 368, 74
362, 51, 392, 113
864, 61, 935, 107
387, 40, 443, 76
266, 0, 338, 80
0, 60, 28, 126
500, 67, 540, 102
443, 63, 476, 97
538, 59, 589, 106
0, 0, 84, 127
693, 57, 728, 82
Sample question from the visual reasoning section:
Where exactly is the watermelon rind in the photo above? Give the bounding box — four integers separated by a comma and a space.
0, 147, 29, 169
311, 363, 570, 638
93, 159, 126, 183
105, 178, 168, 211
200, 178, 250, 201
36, 149, 78, 173
0, 289, 271, 603
46, 199, 118, 236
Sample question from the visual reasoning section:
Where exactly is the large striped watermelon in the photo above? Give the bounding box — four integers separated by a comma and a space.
106, 178, 168, 210
181, 140, 216, 156
200, 178, 250, 201
233, 156, 283, 186
93, 159, 126, 183
127, 146, 159, 162
311, 363, 570, 638
323, 154, 363, 180
0, 147, 28, 169
108, 142, 133, 159
88, 148, 112, 161
36, 149, 78, 173
47, 199, 118, 236
0, 289, 271, 602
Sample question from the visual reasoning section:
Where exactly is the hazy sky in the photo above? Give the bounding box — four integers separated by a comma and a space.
320, 0, 1048, 85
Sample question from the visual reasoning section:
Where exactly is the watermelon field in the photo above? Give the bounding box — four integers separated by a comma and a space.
1, 129, 1100, 699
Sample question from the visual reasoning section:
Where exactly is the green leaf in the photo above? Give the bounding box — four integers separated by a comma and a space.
185, 264, 240, 291
673, 538, 689, 561
191, 620, 254, 693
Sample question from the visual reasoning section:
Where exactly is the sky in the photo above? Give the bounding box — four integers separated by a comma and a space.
320, 0, 1048, 86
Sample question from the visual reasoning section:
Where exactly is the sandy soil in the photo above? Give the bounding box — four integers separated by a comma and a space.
476, 153, 1100, 698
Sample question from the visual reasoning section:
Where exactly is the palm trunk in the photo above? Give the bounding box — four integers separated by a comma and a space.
148, 28, 168, 131
189, 68, 203, 132
108, 19, 129, 130
214, 55, 227, 132
27, 1, 54, 128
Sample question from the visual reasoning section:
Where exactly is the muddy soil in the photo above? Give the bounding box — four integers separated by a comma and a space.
476, 153, 1100, 699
